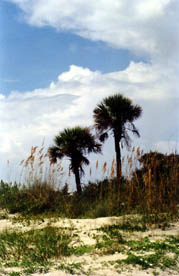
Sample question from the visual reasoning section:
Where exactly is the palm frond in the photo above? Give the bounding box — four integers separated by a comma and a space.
99, 132, 109, 142
121, 130, 132, 150
127, 122, 140, 138
93, 93, 142, 148
48, 146, 64, 164
81, 156, 90, 166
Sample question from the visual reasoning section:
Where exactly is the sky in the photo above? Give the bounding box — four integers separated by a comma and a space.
0, 0, 178, 186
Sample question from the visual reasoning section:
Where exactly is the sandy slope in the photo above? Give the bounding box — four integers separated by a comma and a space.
0, 214, 178, 276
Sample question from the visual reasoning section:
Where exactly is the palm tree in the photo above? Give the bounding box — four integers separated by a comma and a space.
93, 93, 142, 180
48, 126, 101, 195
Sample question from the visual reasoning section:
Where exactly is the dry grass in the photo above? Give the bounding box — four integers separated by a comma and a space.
19, 145, 64, 189
0, 146, 178, 219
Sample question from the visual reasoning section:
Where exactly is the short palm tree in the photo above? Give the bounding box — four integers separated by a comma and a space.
48, 126, 101, 195
93, 93, 142, 180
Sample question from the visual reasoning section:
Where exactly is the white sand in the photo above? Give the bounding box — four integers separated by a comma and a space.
0, 213, 178, 276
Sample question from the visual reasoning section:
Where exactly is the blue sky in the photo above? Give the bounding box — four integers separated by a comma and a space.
0, 0, 144, 95
0, 0, 178, 185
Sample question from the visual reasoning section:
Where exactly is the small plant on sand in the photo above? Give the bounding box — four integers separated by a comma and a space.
0, 227, 72, 269
56, 262, 83, 274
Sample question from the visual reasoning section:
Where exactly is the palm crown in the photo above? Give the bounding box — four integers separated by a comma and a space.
93, 93, 142, 180
49, 126, 101, 194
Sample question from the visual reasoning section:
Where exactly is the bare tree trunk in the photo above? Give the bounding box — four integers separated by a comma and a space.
74, 167, 82, 195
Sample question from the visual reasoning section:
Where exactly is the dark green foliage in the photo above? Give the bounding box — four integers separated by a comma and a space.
0, 181, 27, 214
57, 263, 83, 274
0, 180, 71, 215
98, 225, 125, 243
100, 222, 146, 233
70, 245, 94, 256
123, 253, 159, 269
8, 273, 21, 276
127, 237, 177, 252
116, 251, 178, 270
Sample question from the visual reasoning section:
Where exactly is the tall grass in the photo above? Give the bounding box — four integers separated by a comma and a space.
19, 145, 64, 188
0, 147, 178, 219
127, 151, 179, 214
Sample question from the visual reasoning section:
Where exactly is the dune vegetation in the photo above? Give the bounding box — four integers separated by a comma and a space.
0, 94, 178, 275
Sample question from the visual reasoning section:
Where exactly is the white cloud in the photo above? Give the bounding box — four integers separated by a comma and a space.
9, 0, 178, 63
154, 141, 179, 154
0, 63, 178, 172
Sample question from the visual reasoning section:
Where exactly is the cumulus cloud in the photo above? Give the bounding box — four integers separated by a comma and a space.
0, 63, 178, 167
8, 0, 178, 63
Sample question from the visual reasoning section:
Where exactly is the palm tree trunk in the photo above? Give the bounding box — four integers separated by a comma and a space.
114, 134, 122, 202
74, 167, 82, 195
114, 134, 122, 180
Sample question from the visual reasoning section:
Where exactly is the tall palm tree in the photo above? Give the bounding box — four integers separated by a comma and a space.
48, 126, 101, 195
93, 93, 142, 180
